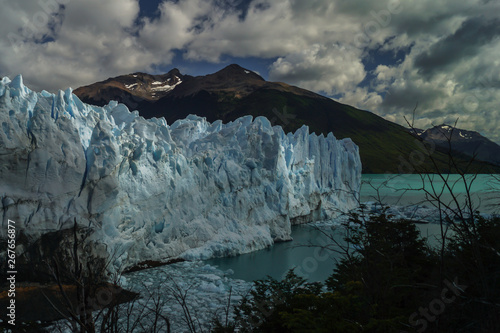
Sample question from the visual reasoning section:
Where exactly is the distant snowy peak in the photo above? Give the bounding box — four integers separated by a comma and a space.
422, 124, 482, 142
435, 124, 471, 138
419, 124, 500, 166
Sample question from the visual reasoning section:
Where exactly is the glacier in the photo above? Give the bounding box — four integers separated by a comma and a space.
0, 75, 361, 271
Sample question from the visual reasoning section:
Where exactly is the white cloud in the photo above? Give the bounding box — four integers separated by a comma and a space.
269, 44, 366, 95
365, 36, 500, 143
0, 0, 150, 91
339, 87, 383, 112
140, 0, 212, 54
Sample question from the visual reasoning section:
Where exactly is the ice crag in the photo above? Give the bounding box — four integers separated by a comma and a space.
0, 75, 361, 270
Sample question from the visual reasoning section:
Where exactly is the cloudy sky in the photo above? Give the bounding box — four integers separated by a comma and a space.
1, 0, 499, 143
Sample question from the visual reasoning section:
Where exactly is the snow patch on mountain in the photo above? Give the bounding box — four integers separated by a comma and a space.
150, 76, 182, 94
459, 131, 471, 139
0, 75, 361, 270
125, 83, 138, 90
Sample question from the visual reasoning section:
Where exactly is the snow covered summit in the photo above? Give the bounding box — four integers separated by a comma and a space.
0, 75, 361, 270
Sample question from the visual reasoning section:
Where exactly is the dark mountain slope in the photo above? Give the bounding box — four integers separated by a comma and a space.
74, 69, 185, 107
419, 125, 500, 166
75, 64, 500, 173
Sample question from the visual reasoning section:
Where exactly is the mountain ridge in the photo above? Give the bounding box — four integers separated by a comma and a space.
74, 64, 500, 174
417, 124, 500, 166
74, 68, 185, 106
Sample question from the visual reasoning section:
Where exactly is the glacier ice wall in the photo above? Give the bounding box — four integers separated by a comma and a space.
0, 75, 361, 269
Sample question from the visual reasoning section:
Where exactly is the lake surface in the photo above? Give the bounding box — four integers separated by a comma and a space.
361, 174, 499, 214
205, 174, 498, 282
205, 225, 344, 283
205, 223, 447, 283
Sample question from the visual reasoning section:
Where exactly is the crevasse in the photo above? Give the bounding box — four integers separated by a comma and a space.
0, 75, 361, 270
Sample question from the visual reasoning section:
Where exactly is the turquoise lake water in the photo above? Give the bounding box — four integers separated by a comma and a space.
205, 223, 446, 283
205, 174, 499, 282
361, 174, 499, 214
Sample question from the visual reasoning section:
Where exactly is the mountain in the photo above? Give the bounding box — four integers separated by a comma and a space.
75, 64, 500, 173
418, 125, 500, 166
0, 75, 361, 278
74, 68, 184, 106
74, 64, 322, 108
